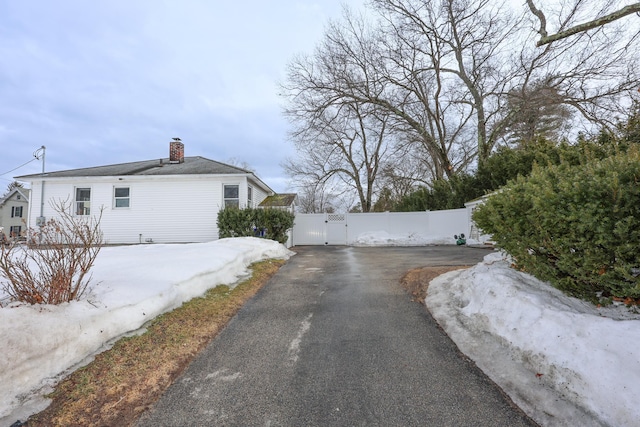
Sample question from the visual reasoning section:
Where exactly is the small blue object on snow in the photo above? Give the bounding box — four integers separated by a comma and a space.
454, 233, 466, 246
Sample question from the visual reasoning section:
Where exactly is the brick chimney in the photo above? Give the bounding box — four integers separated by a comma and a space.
169, 138, 184, 163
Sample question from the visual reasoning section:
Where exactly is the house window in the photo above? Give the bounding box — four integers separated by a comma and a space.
114, 187, 130, 208
224, 184, 239, 208
9, 226, 21, 238
75, 187, 91, 215
247, 186, 253, 207
11, 206, 23, 218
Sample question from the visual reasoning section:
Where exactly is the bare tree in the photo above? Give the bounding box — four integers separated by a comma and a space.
514, 0, 640, 136
284, 95, 394, 212
225, 157, 255, 173
0, 199, 103, 305
526, 0, 640, 46
282, 4, 487, 190
282, 0, 535, 183
372, 0, 526, 170
294, 181, 338, 214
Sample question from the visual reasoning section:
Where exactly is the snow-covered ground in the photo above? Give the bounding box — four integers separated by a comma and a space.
0, 237, 293, 424
1, 233, 638, 426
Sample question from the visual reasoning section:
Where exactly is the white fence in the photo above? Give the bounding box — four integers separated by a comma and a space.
291, 209, 473, 246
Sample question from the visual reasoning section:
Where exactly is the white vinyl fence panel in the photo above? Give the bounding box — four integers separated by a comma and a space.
291, 213, 327, 245
292, 209, 471, 246
426, 209, 470, 237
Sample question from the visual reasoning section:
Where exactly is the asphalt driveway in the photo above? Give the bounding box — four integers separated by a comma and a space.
137, 246, 537, 426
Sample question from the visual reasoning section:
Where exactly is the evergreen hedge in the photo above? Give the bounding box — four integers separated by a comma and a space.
217, 207, 295, 245
473, 148, 640, 301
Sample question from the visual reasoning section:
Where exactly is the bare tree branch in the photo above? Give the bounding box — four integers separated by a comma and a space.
525, 0, 548, 39
0, 199, 103, 305
527, 1, 640, 46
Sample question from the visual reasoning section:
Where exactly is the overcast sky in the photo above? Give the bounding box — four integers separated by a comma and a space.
0, 0, 365, 193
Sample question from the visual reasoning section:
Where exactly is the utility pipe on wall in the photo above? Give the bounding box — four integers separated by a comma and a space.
34, 146, 46, 226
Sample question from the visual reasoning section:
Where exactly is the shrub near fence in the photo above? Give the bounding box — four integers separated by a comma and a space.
217, 207, 294, 245
473, 148, 640, 302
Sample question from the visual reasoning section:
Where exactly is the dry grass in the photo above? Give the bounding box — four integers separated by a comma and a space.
25, 259, 286, 427
400, 266, 470, 304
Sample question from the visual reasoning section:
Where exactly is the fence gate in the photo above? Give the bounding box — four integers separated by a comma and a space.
325, 213, 347, 245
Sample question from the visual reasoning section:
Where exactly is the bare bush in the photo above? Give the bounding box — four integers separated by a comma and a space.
0, 199, 104, 305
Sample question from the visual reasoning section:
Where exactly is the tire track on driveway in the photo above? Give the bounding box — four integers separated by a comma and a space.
287, 313, 313, 364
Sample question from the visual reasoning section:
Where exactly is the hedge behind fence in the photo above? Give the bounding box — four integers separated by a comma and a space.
217, 207, 295, 245
473, 148, 640, 301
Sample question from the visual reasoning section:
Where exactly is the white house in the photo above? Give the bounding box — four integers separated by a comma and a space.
15, 139, 275, 244
0, 187, 30, 240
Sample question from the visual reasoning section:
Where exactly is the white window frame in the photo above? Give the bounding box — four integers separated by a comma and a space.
75, 187, 91, 216
113, 186, 130, 208
247, 186, 253, 207
11, 206, 23, 218
224, 184, 240, 208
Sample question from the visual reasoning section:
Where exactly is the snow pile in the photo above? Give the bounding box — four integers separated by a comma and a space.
353, 231, 468, 246
427, 252, 640, 427
0, 237, 292, 423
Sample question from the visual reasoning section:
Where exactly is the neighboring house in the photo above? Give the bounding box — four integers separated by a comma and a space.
258, 193, 298, 214
0, 187, 30, 240
15, 139, 275, 244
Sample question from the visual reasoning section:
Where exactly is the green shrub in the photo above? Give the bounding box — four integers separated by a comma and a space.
217, 207, 295, 244
473, 148, 640, 301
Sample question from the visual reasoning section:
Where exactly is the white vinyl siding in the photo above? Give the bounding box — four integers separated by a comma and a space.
103, 180, 222, 243
27, 178, 226, 244
23, 174, 275, 244
250, 181, 269, 206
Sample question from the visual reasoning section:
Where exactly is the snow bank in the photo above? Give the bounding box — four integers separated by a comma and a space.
0, 237, 292, 422
426, 252, 640, 427
353, 231, 459, 246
